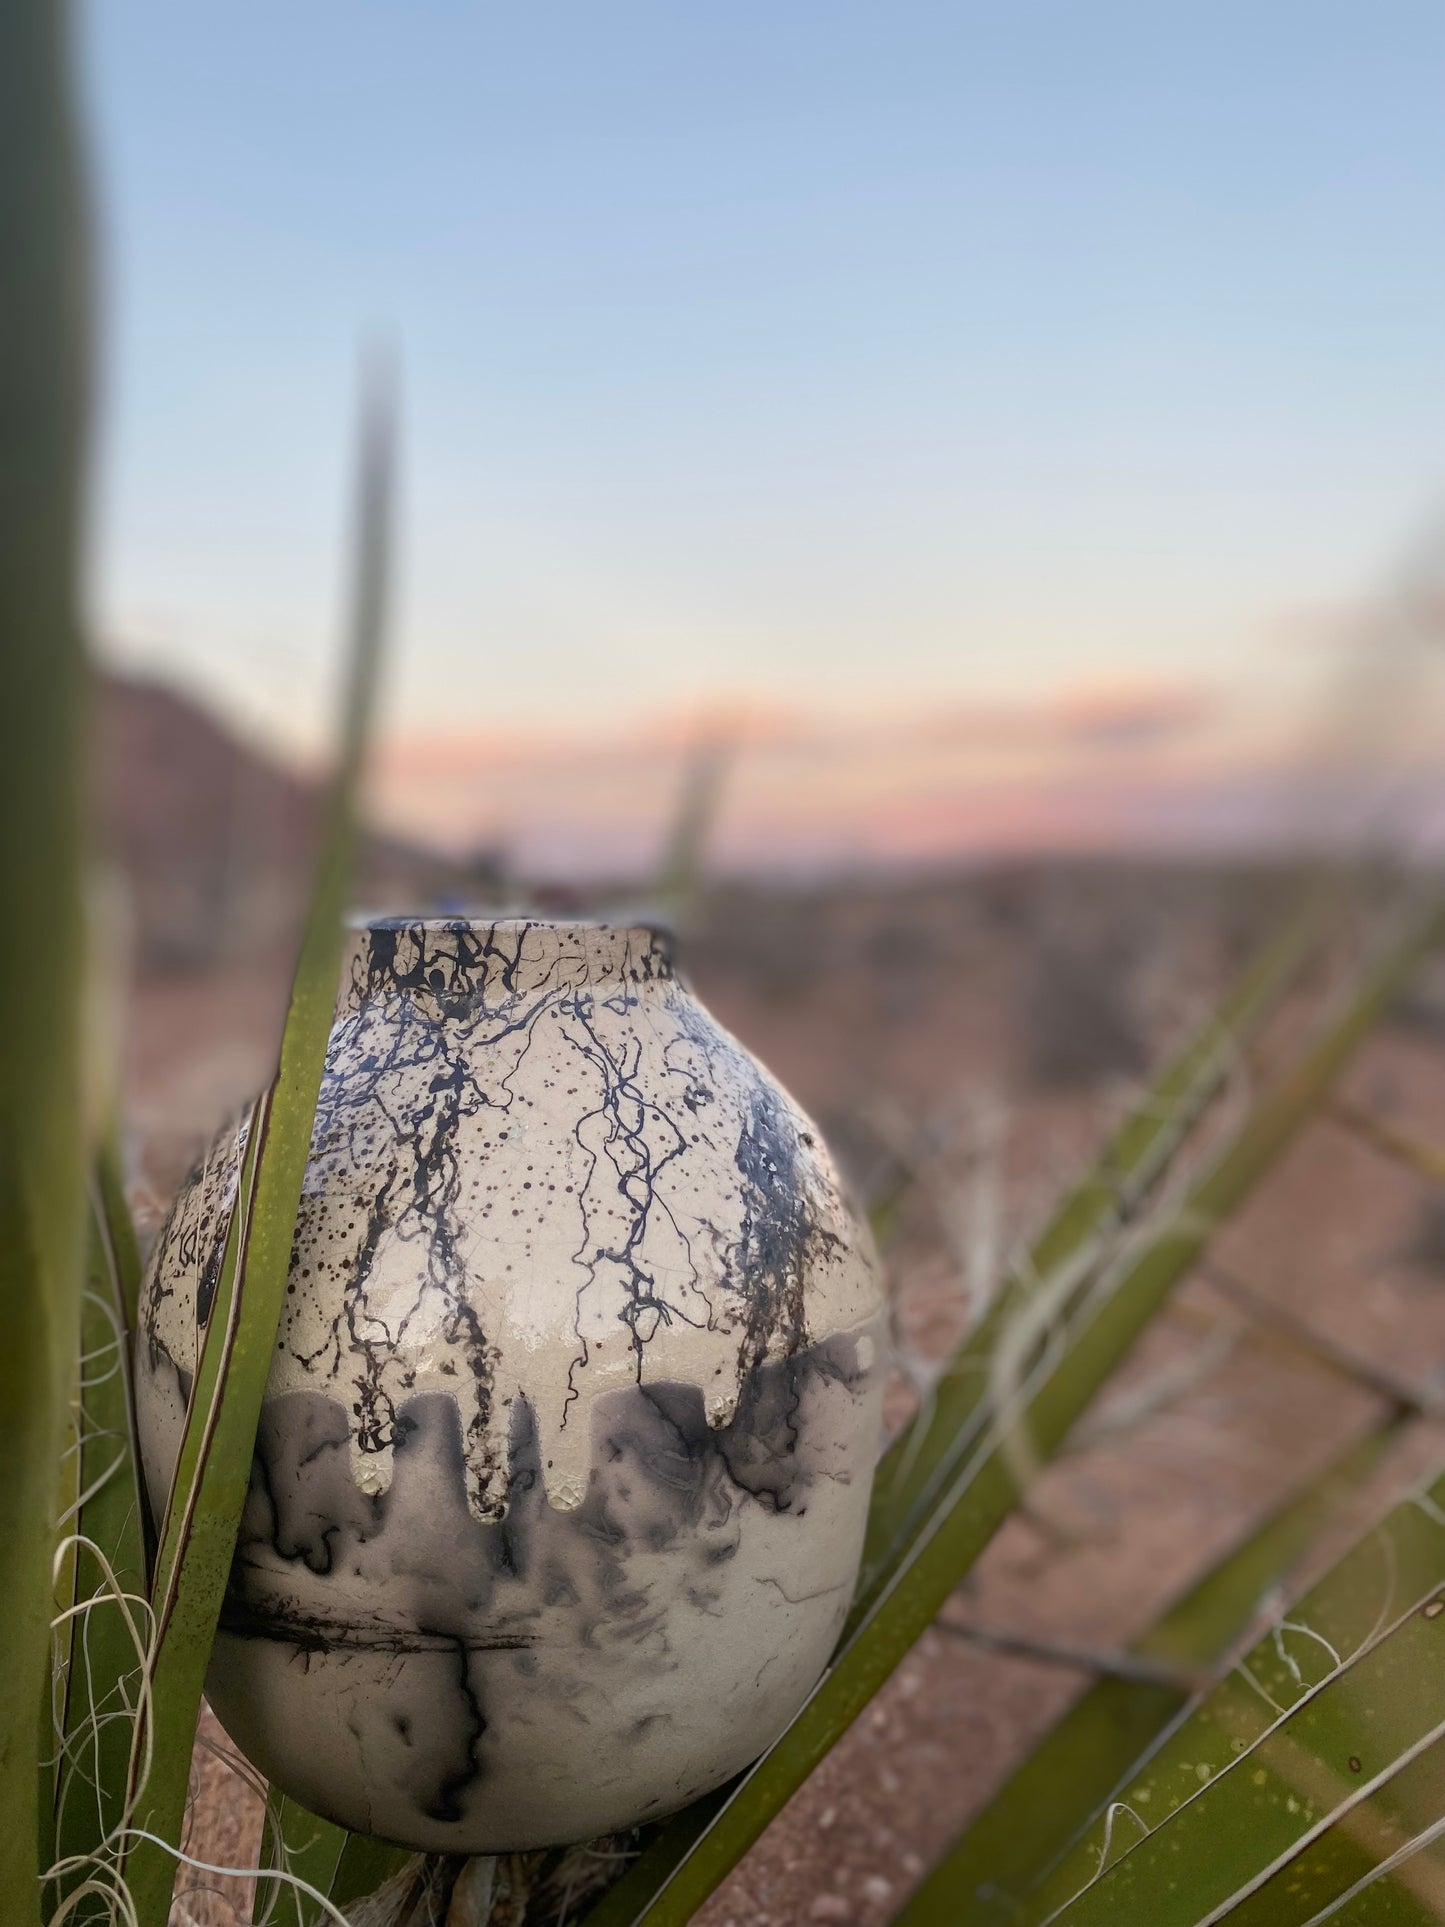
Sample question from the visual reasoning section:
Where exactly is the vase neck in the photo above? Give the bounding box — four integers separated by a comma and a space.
338, 917, 675, 1015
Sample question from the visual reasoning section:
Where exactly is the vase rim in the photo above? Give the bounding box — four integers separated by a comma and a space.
348, 911, 672, 939
339, 913, 677, 1007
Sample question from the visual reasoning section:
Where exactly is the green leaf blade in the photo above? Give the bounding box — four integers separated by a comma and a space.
856, 904, 1325, 1622
1032, 1470, 1445, 1926
0, 1, 91, 1917
1044, 1573, 1445, 1927
117, 379, 395, 1927
48, 1187, 151, 1922
896, 1416, 1407, 1927
258, 1790, 413, 1926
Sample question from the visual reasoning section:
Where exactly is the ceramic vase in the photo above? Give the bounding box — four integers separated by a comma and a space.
135, 917, 886, 1852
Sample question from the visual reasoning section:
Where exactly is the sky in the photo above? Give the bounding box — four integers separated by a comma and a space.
85, 2, 1445, 867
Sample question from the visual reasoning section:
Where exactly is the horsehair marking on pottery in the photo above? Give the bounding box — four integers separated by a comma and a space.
135, 916, 885, 1848
140, 917, 880, 1516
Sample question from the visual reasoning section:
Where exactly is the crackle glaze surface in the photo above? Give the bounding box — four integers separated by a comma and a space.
136, 918, 886, 1851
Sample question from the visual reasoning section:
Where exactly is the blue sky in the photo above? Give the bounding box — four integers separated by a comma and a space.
87, 1, 1445, 763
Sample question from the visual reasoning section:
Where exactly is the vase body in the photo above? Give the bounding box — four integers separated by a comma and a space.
135, 918, 886, 1852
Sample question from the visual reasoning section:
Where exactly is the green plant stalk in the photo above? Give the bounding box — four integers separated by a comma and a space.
258, 1794, 413, 1927
855, 903, 1323, 1624
652, 731, 731, 931
117, 384, 393, 1927
45, 1326, 86, 1895
1220, 1737, 1445, 1927
895, 1415, 1407, 1927
94, 1132, 144, 1343
47, 1189, 152, 1922
1029, 1458, 1445, 1925
579, 894, 1445, 1927
44, 1081, 147, 1913
0, 1, 90, 1918
1044, 1536, 1445, 1926
95, 1129, 156, 1581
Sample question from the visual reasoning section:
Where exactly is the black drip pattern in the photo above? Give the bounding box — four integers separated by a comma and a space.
142, 919, 856, 1523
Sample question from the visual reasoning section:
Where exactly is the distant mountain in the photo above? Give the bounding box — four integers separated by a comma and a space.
93, 672, 482, 971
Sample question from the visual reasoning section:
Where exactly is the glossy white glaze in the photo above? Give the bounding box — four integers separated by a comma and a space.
136, 918, 886, 1850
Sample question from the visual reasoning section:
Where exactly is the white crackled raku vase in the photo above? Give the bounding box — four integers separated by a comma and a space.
136, 917, 886, 1852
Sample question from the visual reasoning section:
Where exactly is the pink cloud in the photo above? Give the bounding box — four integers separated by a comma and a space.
367, 670, 1414, 879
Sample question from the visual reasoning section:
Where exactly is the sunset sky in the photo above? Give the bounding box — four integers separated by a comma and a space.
86, 3, 1445, 868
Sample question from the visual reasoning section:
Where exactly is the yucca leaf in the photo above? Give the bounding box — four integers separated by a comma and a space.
652, 729, 732, 930
895, 1415, 1408, 1926
1038, 1466, 1445, 1926
578, 894, 1445, 1927
261, 1793, 355, 1906
93, 1132, 144, 1344
1329, 1094, 1445, 1188
116, 377, 394, 1926
47, 1177, 152, 1922
257, 1791, 412, 1926
0, 1, 90, 1918
856, 903, 1323, 1619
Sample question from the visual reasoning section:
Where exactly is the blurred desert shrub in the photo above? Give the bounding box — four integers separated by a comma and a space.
1021, 872, 1149, 1088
